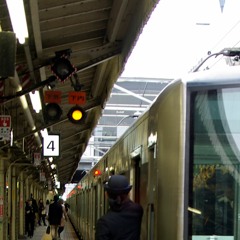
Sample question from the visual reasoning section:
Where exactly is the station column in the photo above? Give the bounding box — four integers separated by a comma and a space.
10, 166, 17, 240
0, 154, 8, 240
19, 171, 25, 238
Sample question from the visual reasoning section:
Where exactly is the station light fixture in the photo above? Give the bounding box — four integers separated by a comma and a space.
29, 90, 42, 113
6, 0, 28, 44
67, 106, 86, 124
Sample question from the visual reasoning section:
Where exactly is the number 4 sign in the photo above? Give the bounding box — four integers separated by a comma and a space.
43, 134, 60, 156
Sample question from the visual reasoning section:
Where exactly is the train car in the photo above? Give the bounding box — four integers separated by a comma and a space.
67, 48, 240, 240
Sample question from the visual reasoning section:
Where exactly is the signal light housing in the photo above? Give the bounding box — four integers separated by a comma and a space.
51, 57, 76, 82
67, 106, 86, 124
45, 103, 62, 122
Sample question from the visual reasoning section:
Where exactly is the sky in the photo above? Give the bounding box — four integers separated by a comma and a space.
121, 0, 240, 79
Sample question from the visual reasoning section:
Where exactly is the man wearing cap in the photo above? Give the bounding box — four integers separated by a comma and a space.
95, 175, 143, 240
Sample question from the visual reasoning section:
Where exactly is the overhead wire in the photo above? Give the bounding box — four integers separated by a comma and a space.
194, 17, 240, 71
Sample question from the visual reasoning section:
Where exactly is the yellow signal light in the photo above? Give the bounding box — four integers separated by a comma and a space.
67, 106, 85, 124
72, 109, 82, 121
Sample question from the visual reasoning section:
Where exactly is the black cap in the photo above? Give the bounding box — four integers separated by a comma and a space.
104, 175, 132, 194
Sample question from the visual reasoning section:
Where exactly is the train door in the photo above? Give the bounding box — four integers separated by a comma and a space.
78, 192, 82, 235
87, 188, 91, 240
91, 185, 96, 240
130, 146, 142, 203
83, 190, 87, 239
93, 180, 103, 237
187, 88, 240, 240
147, 141, 157, 240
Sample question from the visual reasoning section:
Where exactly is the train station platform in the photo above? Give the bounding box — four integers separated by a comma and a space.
30, 220, 79, 240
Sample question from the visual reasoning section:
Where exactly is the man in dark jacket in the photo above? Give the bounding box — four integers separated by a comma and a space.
95, 175, 143, 240
48, 195, 63, 240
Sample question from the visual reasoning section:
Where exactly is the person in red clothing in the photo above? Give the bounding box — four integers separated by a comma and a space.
95, 175, 143, 240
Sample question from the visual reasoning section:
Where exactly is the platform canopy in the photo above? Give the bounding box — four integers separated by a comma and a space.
0, 0, 160, 193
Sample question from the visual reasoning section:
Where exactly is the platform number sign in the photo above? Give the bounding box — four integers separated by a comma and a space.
43, 134, 60, 156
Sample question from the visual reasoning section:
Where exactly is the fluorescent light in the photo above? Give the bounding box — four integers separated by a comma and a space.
29, 91, 42, 113
188, 207, 202, 215
10, 129, 13, 146
6, 0, 28, 44
41, 129, 48, 138
51, 164, 56, 169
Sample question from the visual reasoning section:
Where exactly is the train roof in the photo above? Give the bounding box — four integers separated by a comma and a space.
183, 65, 240, 88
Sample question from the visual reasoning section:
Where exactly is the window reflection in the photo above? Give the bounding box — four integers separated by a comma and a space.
192, 166, 234, 236
189, 88, 240, 239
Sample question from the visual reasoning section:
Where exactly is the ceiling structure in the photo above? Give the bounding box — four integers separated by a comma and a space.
0, 0, 160, 193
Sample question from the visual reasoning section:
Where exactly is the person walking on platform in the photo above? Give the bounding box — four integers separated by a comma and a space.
45, 199, 50, 219
48, 195, 63, 240
95, 175, 143, 240
57, 198, 68, 239
25, 199, 36, 238
38, 199, 47, 226
30, 193, 38, 226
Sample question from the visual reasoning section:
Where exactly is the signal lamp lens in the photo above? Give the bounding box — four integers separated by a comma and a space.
72, 110, 82, 121
94, 170, 101, 176
45, 103, 62, 122
67, 106, 85, 124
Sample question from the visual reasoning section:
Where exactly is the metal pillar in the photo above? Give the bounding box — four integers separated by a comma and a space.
0, 155, 7, 240
7, 165, 11, 240
19, 171, 25, 238
25, 176, 30, 201
10, 166, 17, 240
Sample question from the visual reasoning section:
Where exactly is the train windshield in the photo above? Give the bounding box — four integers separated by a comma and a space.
189, 87, 240, 240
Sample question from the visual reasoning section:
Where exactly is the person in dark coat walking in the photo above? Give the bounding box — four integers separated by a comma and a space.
25, 199, 35, 238
48, 195, 63, 240
95, 175, 143, 240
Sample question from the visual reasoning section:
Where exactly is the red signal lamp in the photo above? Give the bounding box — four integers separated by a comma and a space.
94, 170, 101, 177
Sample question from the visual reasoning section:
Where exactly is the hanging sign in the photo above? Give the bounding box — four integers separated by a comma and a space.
44, 90, 62, 103
34, 152, 41, 166
40, 172, 46, 182
48, 180, 52, 191
43, 134, 60, 156
68, 91, 86, 105
0, 115, 11, 141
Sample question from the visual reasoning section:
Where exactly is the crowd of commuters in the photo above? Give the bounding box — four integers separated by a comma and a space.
25, 194, 69, 239
25, 175, 143, 240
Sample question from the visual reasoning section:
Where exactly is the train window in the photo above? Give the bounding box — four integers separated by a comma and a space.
188, 87, 240, 240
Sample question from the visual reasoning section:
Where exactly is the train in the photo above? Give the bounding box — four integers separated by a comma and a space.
66, 48, 240, 240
